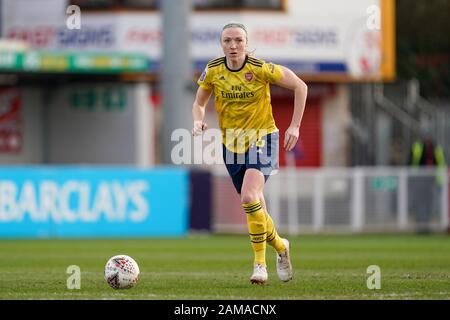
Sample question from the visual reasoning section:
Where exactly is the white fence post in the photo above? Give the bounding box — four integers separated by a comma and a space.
351, 169, 364, 232
397, 169, 408, 230
313, 171, 324, 233
287, 168, 300, 235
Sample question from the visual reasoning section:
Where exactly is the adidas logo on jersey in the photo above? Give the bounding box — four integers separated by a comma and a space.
219, 75, 226, 80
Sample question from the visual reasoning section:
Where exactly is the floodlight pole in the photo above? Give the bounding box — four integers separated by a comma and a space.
161, 0, 193, 164
0, 0, 3, 36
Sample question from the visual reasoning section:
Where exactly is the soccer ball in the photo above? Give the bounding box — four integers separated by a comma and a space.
104, 255, 140, 289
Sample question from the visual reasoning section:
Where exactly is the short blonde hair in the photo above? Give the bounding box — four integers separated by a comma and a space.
222, 22, 247, 36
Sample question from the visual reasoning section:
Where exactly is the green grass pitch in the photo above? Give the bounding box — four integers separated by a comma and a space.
1, 234, 449, 300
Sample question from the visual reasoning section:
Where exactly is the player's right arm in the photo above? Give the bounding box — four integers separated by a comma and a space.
192, 86, 212, 136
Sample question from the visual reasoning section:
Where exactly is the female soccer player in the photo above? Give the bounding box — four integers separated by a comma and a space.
192, 22, 308, 284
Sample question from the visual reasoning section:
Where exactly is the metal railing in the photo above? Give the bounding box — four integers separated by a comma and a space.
350, 81, 450, 167
212, 167, 449, 234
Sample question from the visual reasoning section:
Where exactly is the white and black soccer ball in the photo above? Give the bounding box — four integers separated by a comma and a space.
104, 255, 140, 289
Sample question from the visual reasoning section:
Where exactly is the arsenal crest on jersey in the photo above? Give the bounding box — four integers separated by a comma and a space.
245, 72, 253, 81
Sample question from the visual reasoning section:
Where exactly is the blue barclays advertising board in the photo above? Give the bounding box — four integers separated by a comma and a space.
0, 167, 189, 238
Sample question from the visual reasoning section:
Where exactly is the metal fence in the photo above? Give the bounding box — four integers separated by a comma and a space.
350, 81, 450, 167
212, 167, 449, 234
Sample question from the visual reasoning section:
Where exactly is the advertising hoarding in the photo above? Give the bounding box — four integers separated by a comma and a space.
1, 0, 395, 81
0, 167, 189, 238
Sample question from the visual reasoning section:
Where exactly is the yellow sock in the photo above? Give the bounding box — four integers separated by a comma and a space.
243, 201, 267, 266
266, 213, 286, 253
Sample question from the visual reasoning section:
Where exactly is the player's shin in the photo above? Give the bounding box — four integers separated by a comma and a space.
266, 213, 286, 253
243, 201, 267, 266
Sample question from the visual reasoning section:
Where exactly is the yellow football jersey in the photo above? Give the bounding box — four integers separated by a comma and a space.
197, 55, 283, 153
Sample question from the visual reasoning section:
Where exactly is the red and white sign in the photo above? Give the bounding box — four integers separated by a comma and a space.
0, 88, 23, 153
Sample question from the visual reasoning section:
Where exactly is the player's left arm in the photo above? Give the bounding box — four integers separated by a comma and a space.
274, 66, 308, 151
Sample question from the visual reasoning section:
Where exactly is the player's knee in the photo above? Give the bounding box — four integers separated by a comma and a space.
241, 191, 259, 204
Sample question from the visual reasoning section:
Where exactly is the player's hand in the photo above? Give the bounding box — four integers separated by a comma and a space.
192, 120, 208, 136
284, 125, 300, 151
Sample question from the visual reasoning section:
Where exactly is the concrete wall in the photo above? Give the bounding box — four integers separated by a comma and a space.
0, 83, 154, 166
47, 82, 153, 165
47, 83, 136, 164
